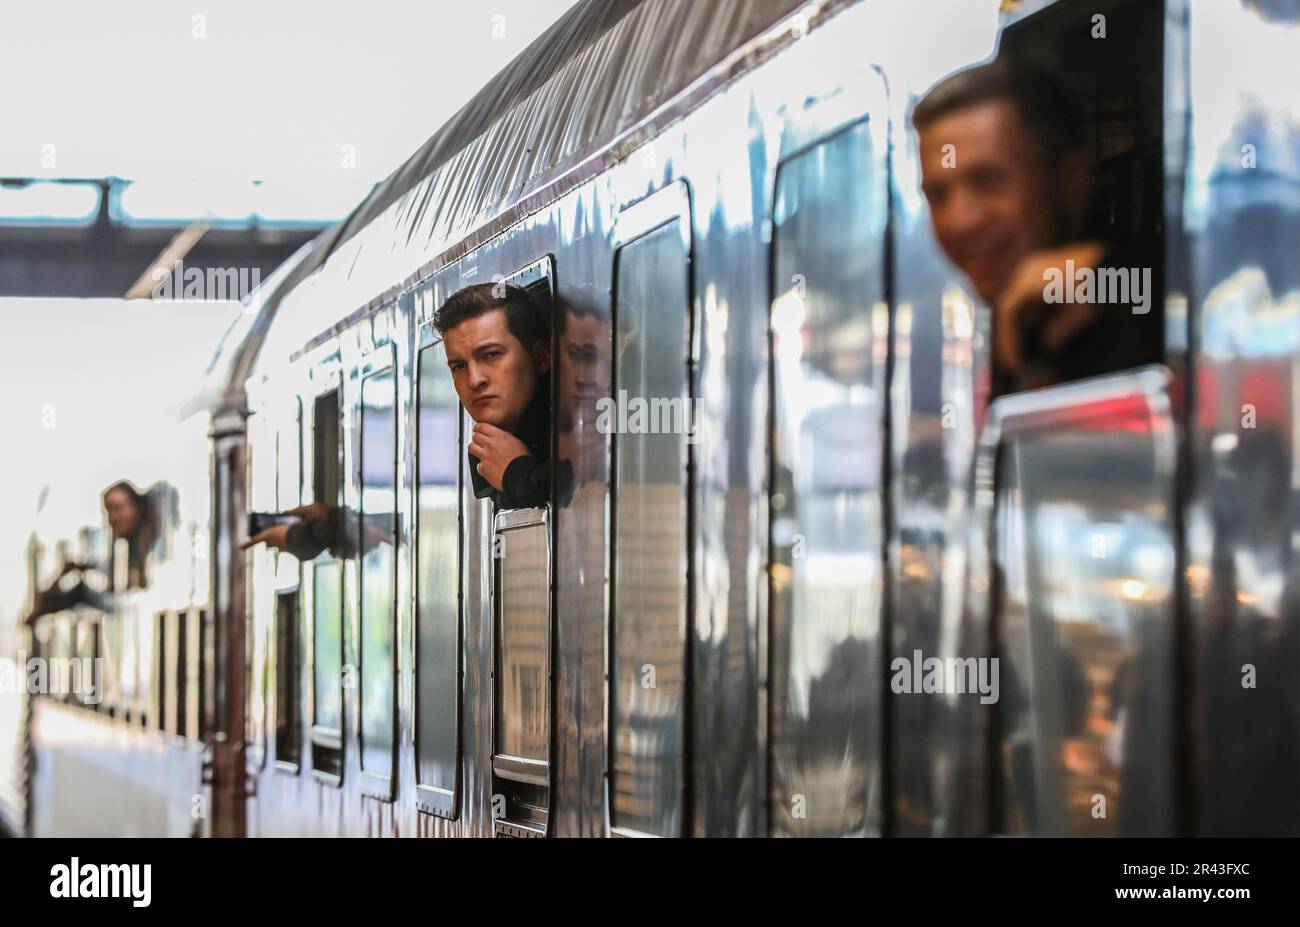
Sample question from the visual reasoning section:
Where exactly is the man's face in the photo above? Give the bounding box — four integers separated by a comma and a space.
443, 307, 549, 432
918, 100, 1058, 304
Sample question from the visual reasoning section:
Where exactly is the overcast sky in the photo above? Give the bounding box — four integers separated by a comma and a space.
1, 0, 582, 216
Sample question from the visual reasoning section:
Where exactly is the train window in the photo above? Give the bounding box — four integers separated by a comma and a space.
415, 339, 462, 817
358, 359, 398, 795
173, 611, 188, 735
979, 0, 1166, 397
162, 610, 180, 733
768, 117, 887, 836
608, 187, 693, 837
274, 589, 301, 769
272, 403, 303, 771
76, 616, 100, 710
309, 387, 344, 779
186, 608, 205, 741
504, 256, 555, 319
152, 611, 166, 727
311, 561, 344, 770
985, 369, 1175, 836
313, 389, 341, 510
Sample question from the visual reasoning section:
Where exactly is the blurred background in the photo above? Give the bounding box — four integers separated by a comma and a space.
0, 0, 582, 626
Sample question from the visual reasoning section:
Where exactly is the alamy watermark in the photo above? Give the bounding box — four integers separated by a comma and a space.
150, 259, 262, 303
595, 389, 700, 444
0, 652, 103, 703
50, 858, 151, 907
1042, 260, 1152, 315
890, 649, 999, 704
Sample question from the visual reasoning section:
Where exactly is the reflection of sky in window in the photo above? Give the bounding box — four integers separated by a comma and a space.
360, 405, 396, 492
418, 407, 458, 485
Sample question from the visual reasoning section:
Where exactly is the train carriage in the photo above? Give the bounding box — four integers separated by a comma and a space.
8, 0, 1300, 838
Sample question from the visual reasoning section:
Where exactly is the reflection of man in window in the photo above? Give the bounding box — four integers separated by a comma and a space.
555, 293, 610, 485
913, 59, 1160, 395
436, 282, 552, 510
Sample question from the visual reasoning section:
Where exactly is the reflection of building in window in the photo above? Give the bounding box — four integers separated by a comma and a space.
499, 525, 549, 762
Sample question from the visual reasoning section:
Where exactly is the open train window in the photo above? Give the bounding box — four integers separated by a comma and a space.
414, 332, 463, 818
357, 347, 398, 799
922, 0, 1167, 400
309, 384, 344, 781
503, 256, 555, 325
273, 401, 303, 772
499, 255, 556, 510
607, 181, 694, 837
767, 116, 888, 837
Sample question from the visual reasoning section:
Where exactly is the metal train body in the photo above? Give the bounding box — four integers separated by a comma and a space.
8, 0, 1300, 837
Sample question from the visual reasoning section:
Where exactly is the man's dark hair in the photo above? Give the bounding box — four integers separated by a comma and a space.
911, 58, 1087, 163
433, 282, 549, 349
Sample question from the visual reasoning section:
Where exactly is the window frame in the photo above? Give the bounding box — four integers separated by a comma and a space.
272, 395, 305, 775
764, 111, 892, 837
413, 305, 466, 820
306, 367, 346, 786
272, 586, 303, 773
354, 340, 399, 801
605, 179, 697, 839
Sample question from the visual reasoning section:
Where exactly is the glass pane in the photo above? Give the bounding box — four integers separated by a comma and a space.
275, 591, 300, 764
497, 521, 549, 762
359, 368, 397, 777
769, 120, 886, 836
313, 560, 343, 732
314, 391, 341, 507
417, 342, 461, 793
995, 391, 1174, 835
610, 220, 691, 836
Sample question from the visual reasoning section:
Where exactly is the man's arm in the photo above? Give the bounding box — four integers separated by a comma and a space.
499, 454, 551, 509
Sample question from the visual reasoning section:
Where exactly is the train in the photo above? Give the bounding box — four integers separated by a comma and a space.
3, 0, 1298, 837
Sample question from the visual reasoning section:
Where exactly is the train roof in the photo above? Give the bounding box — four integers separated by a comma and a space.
193, 0, 811, 416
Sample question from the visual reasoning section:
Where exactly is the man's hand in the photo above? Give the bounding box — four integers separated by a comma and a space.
468, 422, 531, 492
995, 240, 1105, 374
285, 502, 328, 522
242, 523, 291, 551
240, 503, 331, 552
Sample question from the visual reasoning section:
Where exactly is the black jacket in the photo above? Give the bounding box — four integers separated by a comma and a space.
997, 239, 1163, 396
469, 384, 552, 510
